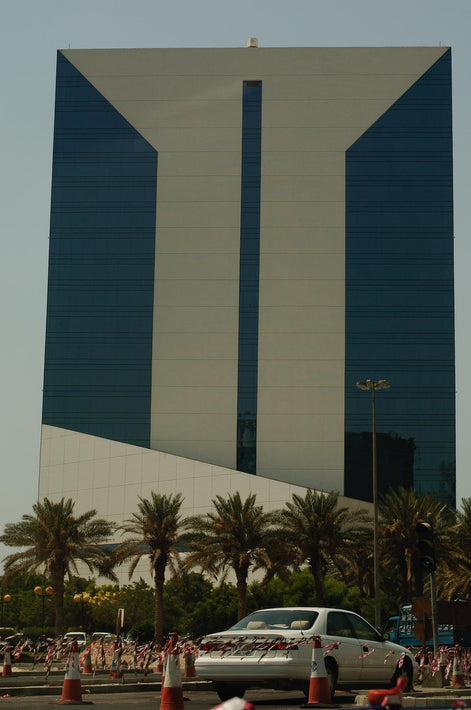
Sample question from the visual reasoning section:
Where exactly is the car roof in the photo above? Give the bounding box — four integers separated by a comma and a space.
247, 607, 361, 614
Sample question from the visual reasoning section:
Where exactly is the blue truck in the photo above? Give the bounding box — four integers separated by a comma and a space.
383, 604, 454, 647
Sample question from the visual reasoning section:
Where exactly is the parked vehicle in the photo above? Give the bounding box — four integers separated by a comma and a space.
63, 631, 88, 648
383, 600, 471, 649
195, 607, 417, 701
0, 628, 16, 639
383, 604, 454, 647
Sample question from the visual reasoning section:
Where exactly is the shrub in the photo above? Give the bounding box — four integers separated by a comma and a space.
128, 620, 155, 642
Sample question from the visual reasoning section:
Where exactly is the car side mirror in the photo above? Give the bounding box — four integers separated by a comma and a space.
382, 631, 391, 641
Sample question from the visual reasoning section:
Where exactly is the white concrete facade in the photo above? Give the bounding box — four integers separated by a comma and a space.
39, 424, 371, 584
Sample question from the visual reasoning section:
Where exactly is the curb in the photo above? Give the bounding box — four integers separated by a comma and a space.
0, 677, 212, 697
355, 690, 471, 708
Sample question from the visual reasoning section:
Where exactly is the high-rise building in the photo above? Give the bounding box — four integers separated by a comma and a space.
39, 44, 455, 538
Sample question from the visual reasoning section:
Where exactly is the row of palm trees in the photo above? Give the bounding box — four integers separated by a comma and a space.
1, 487, 469, 643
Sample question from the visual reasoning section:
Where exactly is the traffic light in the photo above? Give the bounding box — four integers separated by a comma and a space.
416, 521, 436, 573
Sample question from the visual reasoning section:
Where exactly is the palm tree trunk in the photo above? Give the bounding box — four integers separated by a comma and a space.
154, 565, 165, 644
236, 567, 248, 620
405, 549, 413, 601
52, 569, 65, 638
311, 561, 325, 606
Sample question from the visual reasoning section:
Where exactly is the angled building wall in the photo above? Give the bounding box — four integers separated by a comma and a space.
40, 45, 455, 517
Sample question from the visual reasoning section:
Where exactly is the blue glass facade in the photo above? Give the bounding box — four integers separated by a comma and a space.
344, 50, 455, 505
42, 52, 157, 447
42, 48, 454, 507
237, 80, 262, 474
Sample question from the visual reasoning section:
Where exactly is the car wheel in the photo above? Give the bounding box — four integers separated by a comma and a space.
390, 658, 413, 692
325, 657, 338, 697
213, 683, 246, 702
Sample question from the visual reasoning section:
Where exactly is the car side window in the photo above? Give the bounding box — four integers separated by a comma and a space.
347, 613, 380, 641
326, 611, 354, 638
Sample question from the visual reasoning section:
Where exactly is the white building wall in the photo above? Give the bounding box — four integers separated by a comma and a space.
39, 424, 371, 585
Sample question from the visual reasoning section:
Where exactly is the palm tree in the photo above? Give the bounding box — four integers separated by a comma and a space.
438, 497, 471, 598
182, 492, 277, 620
113, 492, 185, 644
333, 531, 374, 598
274, 489, 370, 606
379, 486, 458, 601
0, 497, 116, 637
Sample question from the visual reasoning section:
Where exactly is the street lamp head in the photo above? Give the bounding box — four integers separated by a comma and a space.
356, 379, 390, 391
74, 592, 91, 603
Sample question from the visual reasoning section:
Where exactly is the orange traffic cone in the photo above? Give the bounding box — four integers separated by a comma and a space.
2, 646, 12, 677
59, 640, 90, 705
184, 649, 196, 678
451, 650, 466, 688
82, 647, 93, 675
159, 652, 184, 710
367, 675, 406, 708
302, 637, 333, 707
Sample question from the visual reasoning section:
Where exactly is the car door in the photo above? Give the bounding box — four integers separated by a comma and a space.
347, 612, 395, 683
324, 611, 363, 684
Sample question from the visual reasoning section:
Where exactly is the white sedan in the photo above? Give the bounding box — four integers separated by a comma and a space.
195, 607, 417, 701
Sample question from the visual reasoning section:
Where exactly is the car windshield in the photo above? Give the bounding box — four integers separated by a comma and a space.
229, 609, 318, 631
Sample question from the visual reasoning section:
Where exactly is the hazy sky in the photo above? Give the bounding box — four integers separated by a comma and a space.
1, 0, 470, 537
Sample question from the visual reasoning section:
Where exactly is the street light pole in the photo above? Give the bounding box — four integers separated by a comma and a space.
0, 595, 11, 626
356, 378, 390, 630
73, 592, 91, 628
34, 586, 54, 631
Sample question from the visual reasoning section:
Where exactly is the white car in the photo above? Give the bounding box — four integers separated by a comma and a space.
195, 607, 417, 701
63, 631, 88, 649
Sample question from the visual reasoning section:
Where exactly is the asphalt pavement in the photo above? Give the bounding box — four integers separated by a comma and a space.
1, 666, 471, 709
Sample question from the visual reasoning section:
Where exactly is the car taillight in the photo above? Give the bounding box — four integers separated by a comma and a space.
275, 642, 298, 650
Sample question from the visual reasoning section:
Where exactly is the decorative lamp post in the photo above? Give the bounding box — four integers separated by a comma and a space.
34, 586, 54, 630
73, 592, 91, 627
0, 595, 11, 626
73, 592, 91, 605
356, 378, 391, 630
